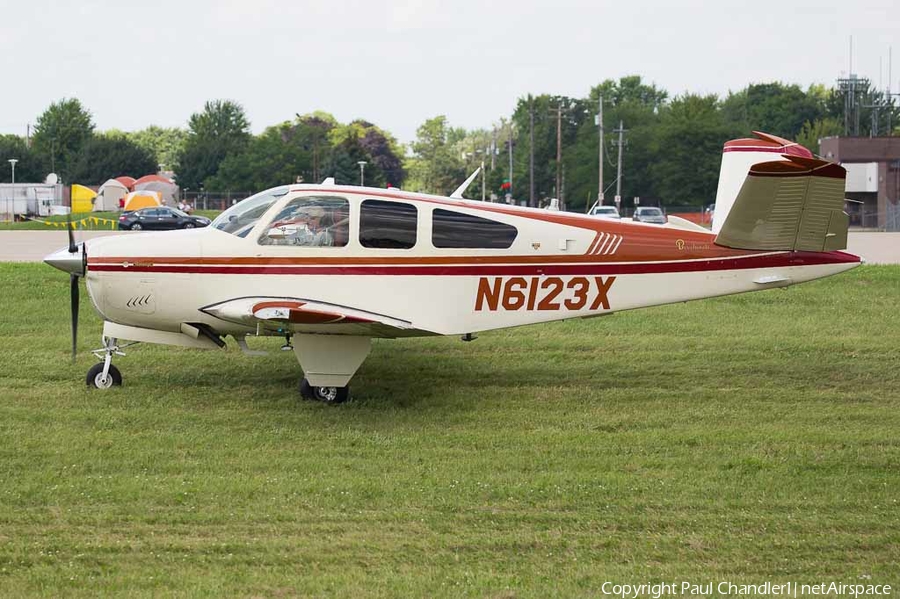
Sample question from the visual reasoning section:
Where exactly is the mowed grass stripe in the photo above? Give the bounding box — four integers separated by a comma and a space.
0, 263, 897, 597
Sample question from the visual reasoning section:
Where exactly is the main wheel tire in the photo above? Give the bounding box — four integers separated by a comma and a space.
86, 363, 122, 389
131, 223, 143, 231
299, 378, 349, 404
183, 223, 195, 229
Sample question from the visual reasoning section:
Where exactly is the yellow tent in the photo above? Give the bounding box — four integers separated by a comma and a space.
71, 184, 97, 214
123, 190, 162, 212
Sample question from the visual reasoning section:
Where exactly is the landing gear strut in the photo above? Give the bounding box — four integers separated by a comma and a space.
87, 337, 135, 389
300, 378, 350, 404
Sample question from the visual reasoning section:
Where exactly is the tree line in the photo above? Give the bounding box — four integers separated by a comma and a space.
0, 75, 896, 211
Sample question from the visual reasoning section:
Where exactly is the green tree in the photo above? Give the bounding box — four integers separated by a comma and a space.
563, 77, 667, 211
206, 123, 311, 192
721, 82, 824, 140
796, 117, 843, 153
650, 94, 737, 206
354, 120, 405, 187
69, 135, 158, 185
0, 135, 43, 183
324, 128, 371, 186
31, 98, 95, 183
510, 95, 571, 207
176, 100, 251, 190
293, 112, 338, 183
407, 116, 466, 195
128, 126, 188, 171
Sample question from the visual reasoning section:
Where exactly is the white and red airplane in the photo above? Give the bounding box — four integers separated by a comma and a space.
46, 132, 860, 402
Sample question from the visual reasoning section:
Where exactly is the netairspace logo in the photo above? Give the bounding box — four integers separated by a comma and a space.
600, 581, 892, 598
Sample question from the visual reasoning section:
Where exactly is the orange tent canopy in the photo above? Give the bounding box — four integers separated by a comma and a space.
123, 190, 162, 211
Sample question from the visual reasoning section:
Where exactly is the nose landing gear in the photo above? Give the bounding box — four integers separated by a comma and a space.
87, 337, 136, 389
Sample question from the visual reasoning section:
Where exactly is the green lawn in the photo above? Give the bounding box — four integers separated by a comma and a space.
0, 210, 221, 230
0, 264, 898, 597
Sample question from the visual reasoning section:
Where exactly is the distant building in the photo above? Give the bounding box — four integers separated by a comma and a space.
819, 136, 900, 231
0, 183, 64, 218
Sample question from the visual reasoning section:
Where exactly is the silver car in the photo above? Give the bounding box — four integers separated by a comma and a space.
632, 206, 667, 225
589, 205, 621, 220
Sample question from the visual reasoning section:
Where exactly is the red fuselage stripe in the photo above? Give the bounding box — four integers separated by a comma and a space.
88, 252, 859, 276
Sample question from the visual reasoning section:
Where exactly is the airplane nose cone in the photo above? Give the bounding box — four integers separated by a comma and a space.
44, 244, 86, 276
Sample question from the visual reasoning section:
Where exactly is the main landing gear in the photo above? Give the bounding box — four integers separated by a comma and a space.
293, 334, 370, 406
86, 337, 135, 389
299, 378, 350, 404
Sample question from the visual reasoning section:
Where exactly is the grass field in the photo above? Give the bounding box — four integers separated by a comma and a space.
0, 263, 898, 597
0, 210, 221, 230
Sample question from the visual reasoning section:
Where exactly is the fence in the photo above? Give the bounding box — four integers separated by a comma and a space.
180, 191, 255, 212
0, 184, 65, 221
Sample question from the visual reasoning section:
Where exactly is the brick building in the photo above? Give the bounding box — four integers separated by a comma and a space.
819, 136, 900, 230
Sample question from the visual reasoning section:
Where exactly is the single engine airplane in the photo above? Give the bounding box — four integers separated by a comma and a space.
45, 132, 861, 402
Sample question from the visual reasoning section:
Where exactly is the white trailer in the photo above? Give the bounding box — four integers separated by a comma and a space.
0, 184, 63, 220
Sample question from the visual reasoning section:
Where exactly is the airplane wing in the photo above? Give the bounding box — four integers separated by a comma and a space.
200, 297, 433, 338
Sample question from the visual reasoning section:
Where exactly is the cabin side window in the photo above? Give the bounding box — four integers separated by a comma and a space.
258, 196, 350, 247
431, 209, 518, 249
359, 200, 418, 249
212, 186, 290, 237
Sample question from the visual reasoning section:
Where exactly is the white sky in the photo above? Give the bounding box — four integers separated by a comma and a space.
0, 0, 897, 144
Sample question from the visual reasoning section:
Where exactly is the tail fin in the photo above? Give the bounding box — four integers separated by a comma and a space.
714, 149, 849, 252
711, 132, 814, 233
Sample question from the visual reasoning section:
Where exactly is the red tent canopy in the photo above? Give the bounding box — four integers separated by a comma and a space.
115, 176, 137, 190
133, 174, 175, 186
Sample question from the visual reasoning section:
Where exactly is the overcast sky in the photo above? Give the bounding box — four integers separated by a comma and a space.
0, 0, 897, 144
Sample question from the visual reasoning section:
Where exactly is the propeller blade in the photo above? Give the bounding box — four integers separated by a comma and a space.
67, 209, 76, 254
70, 273, 79, 361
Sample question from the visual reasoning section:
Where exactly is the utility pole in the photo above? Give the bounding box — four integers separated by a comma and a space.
491, 128, 497, 171
529, 97, 535, 208
561, 164, 566, 208
614, 120, 627, 201
507, 121, 513, 200
597, 94, 604, 204
555, 105, 563, 209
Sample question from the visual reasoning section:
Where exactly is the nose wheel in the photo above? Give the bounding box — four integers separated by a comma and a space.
86, 363, 122, 388
87, 337, 136, 389
299, 378, 350, 404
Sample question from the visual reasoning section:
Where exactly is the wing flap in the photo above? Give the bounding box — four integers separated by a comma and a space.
201, 296, 422, 338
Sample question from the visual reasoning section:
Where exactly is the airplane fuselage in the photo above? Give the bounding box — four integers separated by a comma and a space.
83, 185, 860, 339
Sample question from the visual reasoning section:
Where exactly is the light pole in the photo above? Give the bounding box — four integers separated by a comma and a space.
357, 161, 367, 186
8, 159, 17, 213
597, 94, 604, 205
481, 159, 486, 202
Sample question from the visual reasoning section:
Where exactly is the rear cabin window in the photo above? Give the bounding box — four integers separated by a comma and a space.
359, 200, 417, 249
432, 209, 518, 249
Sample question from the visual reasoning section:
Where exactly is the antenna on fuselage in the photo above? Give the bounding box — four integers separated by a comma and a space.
450, 167, 481, 199
321, 177, 336, 185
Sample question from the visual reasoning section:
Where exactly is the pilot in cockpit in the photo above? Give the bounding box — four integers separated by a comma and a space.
268, 205, 334, 246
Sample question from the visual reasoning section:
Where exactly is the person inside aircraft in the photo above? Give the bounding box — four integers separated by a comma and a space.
267, 205, 334, 246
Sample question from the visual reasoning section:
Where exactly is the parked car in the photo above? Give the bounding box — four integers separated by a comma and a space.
632, 206, 667, 225
588, 205, 621, 220
119, 207, 211, 231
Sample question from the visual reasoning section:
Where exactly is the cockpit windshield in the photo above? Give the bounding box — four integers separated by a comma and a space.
211, 186, 290, 237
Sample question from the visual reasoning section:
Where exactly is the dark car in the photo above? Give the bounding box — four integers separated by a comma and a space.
118, 207, 211, 231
